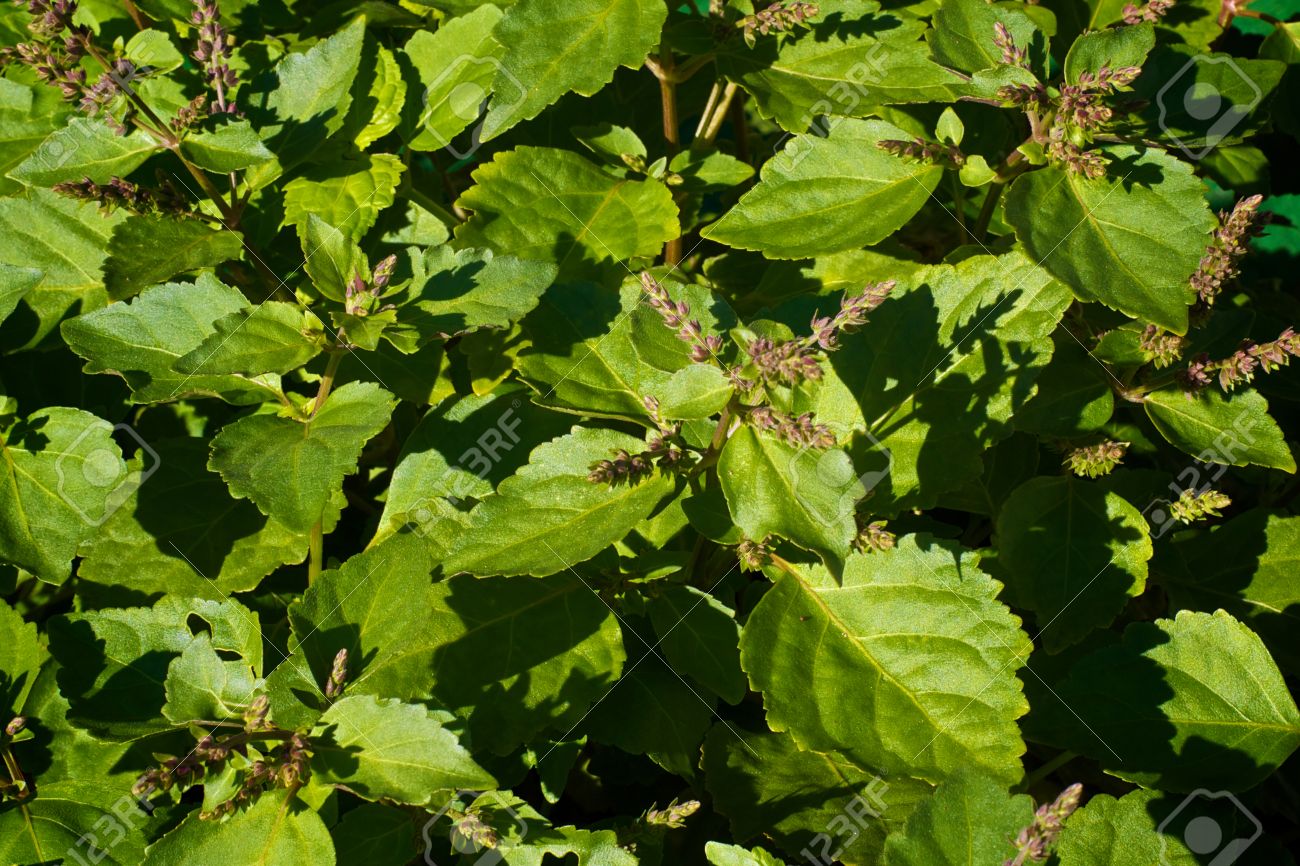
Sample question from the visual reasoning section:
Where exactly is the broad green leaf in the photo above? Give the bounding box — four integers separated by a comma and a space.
657, 364, 733, 420
209, 381, 396, 532
428, 572, 625, 753
61, 274, 284, 404
928, 0, 1044, 74
1144, 387, 1296, 472
1030, 609, 1300, 791
352, 44, 406, 149
445, 426, 676, 577
518, 278, 732, 418
376, 385, 572, 541
49, 596, 261, 738
0, 598, 43, 716
706, 842, 785, 866
717, 426, 857, 567
997, 477, 1152, 652
717, 17, 967, 131
447, 792, 639, 866
301, 214, 366, 302
1156, 509, 1300, 673
703, 120, 942, 259
740, 537, 1031, 785
648, 585, 745, 704
0, 407, 126, 583
312, 695, 496, 802
455, 146, 679, 281
282, 153, 405, 242
245, 17, 365, 179
288, 533, 438, 702
669, 148, 754, 192
175, 301, 322, 377
124, 28, 184, 72
0, 262, 40, 326
830, 248, 1072, 512
1004, 147, 1215, 333
141, 789, 335, 866
0, 188, 125, 348
479, 0, 668, 140
702, 721, 931, 866
1013, 334, 1115, 436
0, 78, 73, 197
387, 244, 557, 347
180, 120, 275, 172
402, 5, 505, 151
881, 771, 1033, 866
162, 632, 262, 724
103, 215, 245, 301
583, 635, 715, 777
0, 781, 150, 866
9, 118, 160, 185
77, 439, 308, 598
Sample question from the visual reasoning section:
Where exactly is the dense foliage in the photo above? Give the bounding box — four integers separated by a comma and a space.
1, 0, 1299, 863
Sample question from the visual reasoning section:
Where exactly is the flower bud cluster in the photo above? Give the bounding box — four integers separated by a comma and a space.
1004, 783, 1083, 864
993, 22, 1028, 68
854, 520, 895, 553
1168, 488, 1231, 523
1190, 195, 1263, 306
1, 1, 91, 100
191, 0, 239, 114
588, 397, 691, 486
1181, 328, 1300, 393
747, 336, 822, 385
997, 82, 1049, 107
1044, 65, 1141, 178
746, 405, 836, 449
739, 2, 819, 46
1046, 130, 1108, 179
1063, 440, 1127, 478
641, 272, 724, 363
324, 648, 349, 700
344, 256, 398, 318
1123, 0, 1173, 24
877, 138, 965, 168
806, 281, 895, 351
53, 175, 191, 217
736, 536, 772, 570
1138, 325, 1185, 368
644, 798, 701, 829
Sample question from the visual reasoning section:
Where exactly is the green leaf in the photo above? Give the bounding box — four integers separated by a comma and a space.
1063, 22, 1155, 82
1155, 509, 1300, 674
717, 16, 967, 131
706, 842, 786, 866
302, 214, 366, 302
0, 188, 125, 349
703, 120, 942, 260
388, 244, 557, 347
61, 274, 283, 404
103, 215, 245, 301
312, 695, 496, 803
829, 249, 1071, 512
445, 426, 676, 577
455, 146, 679, 281
247, 16, 366, 178
401, 5, 503, 151
0, 598, 44, 716
928, 0, 1044, 74
648, 585, 745, 705
9, 118, 160, 185
77, 438, 308, 598
142, 789, 335, 866
288, 533, 438, 703
209, 381, 396, 532
331, 804, 419, 866
740, 537, 1031, 785
479, 0, 668, 140
1013, 334, 1115, 436
1004, 147, 1215, 333
179, 121, 275, 172
50, 595, 261, 738
351, 44, 406, 150
0, 262, 40, 326
175, 301, 322, 377
282, 153, 405, 242
702, 721, 931, 865
124, 28, 184, 72
0, 78, 73, 197
1031, 609, 1300, 791
657, 364, 733, 420
0, 781, 150, 866
718, 426, 857, 567
997, 477, 1152, 652
881, 771, 1033, 866
1144, 387, 1296, 472
0, 407, 126, 583
427, 572, 625, 753
162, 632, 262, 724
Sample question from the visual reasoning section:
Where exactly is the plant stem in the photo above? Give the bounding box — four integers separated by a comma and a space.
694, 82, 722, 139
1, 745, 30, 801
972, 181, 1005, 242
696, 82, 738, 150
658, 45, 684, 266
1023, 750, 1078, 789
950, 171, 967, 235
